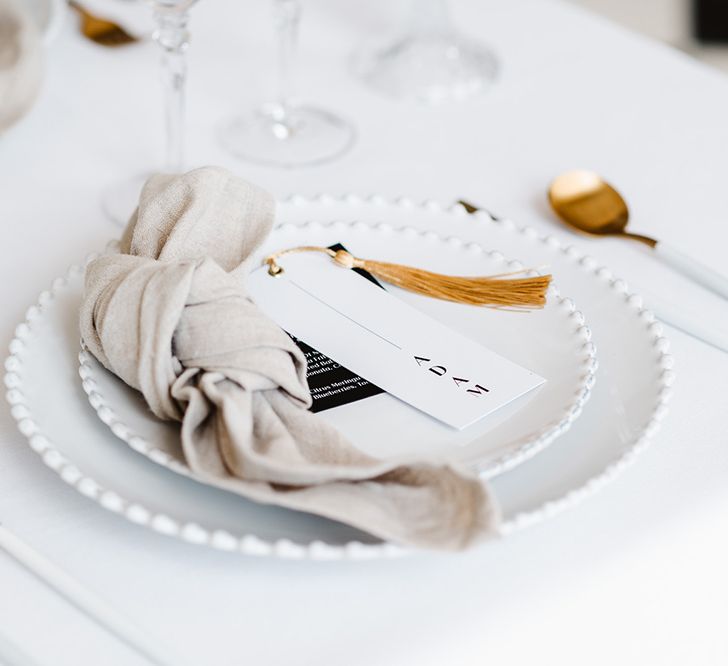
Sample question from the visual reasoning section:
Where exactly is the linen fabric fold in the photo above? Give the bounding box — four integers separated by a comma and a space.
80, 167, 500, 550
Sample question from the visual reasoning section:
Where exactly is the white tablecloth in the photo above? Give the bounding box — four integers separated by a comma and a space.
2, 1, 728, 664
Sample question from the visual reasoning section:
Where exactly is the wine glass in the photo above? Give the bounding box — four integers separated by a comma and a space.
352, 0, 498, 104
103, 0, 197, 225
218, 0, 355, 168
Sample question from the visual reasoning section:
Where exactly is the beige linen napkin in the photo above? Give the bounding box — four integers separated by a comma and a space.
80, 167, 499, 550
0, 0, 42, 133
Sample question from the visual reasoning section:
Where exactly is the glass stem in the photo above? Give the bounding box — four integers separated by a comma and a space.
273, 0, 301, 122
153, 7, 191, 172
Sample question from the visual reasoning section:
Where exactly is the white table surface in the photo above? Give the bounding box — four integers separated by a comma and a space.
2, 0, 728, 664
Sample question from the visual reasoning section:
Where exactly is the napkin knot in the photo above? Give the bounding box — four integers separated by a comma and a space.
82, 168, 310, 422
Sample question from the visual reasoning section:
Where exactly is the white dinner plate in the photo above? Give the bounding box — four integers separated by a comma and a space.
4, 197, 672, 559
82, 221, 595, 483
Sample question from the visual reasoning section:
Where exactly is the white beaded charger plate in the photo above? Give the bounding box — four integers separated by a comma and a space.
5, 198, 672, 560
82, 221, 595, 482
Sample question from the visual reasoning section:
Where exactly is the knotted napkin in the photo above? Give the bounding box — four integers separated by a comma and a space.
0, 0, 42, 133
80, 167, 499, 550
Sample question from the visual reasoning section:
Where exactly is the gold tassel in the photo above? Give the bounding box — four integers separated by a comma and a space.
263, 246, 551, 309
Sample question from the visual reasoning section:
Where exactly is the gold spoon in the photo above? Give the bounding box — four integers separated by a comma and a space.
548, 170, 728, 299
68, 1, 138, 47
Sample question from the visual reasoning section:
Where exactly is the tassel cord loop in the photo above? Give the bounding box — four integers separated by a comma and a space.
265, 245, 337, 276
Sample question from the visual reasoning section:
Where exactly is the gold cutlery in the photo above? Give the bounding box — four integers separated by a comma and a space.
68, 1, 138, 47
548, 169, 728, 299
460, 195, 728, 352
456, 199, 500, 220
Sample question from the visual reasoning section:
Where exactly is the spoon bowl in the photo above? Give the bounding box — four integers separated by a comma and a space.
548, 170, 655, 246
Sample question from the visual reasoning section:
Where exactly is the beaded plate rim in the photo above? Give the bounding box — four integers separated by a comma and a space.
3, 196, 672, 560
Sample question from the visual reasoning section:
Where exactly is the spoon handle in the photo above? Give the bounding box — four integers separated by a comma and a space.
654, 241, 728, 299
643, 292, 728, 353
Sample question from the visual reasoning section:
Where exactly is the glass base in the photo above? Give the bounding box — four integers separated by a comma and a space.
353, 32, 498, 104
101, 174, 149, 227
218, 104, 355, 167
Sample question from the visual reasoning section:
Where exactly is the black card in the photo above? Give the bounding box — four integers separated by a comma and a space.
288, 243, 385, 413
